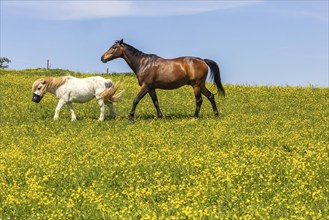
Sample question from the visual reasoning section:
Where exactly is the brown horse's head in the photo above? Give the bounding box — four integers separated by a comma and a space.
32, 78, 47, 103
101, 39, 125, 63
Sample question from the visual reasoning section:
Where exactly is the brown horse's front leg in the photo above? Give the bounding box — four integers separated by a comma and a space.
129, 85, 148, 123
148, 89, 163, 119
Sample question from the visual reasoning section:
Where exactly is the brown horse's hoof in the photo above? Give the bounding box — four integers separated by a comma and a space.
128, 118, 134, 123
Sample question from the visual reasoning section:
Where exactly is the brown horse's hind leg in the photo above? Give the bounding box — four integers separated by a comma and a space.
201, 87, 219, 116
193, 86, 203, 119
148, 89, 163, 119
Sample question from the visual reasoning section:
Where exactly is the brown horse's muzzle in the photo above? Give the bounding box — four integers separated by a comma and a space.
32, 93, 42, 103
101, 56, 108, 63
101, 54, 114, 63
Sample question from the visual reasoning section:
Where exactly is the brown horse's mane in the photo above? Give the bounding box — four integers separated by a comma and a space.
119, 41, 161, 59
118, 41, 161, 73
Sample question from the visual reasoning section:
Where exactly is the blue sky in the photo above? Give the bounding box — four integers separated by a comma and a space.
1, 1, 328, 86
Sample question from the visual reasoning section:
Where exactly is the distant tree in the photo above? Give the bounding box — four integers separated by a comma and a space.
0, 57, 11, 69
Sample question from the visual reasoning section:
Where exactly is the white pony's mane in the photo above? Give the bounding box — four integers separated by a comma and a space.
32, 76, 70, 92
45, 76, 70, 90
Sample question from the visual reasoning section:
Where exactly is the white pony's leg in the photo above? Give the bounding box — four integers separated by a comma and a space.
105, 101, 116, 119
54, 99, 66, 120
97, 99, 105, 121
67, 102, 77, 121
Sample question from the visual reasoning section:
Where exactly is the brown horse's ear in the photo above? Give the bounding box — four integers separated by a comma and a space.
119, 38, 124, 45
41, 79, 46, 84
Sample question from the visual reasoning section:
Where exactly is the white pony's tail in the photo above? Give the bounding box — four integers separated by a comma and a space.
99, 81, 124, 102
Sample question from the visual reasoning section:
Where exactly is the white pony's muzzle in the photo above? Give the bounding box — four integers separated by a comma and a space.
32, 93, 42, 103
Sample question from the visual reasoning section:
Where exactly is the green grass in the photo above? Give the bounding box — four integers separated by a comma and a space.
0, 69, 328, 219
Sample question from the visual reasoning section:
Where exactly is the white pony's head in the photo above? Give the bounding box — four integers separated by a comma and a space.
32, 76, 69, 103
32, 78, 47, 103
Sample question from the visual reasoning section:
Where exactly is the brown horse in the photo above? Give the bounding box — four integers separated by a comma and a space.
101, 39, 225, 123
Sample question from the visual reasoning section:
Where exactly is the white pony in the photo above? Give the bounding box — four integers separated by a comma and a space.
32, 76, 123, 121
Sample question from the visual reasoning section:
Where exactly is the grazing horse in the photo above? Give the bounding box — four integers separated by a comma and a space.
101, 39, 225, 123
32, 76, 123, 121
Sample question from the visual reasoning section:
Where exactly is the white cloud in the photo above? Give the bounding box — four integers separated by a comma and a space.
3, 1, 261, 20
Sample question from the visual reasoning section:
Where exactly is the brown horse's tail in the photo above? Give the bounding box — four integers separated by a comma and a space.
99, 82, 124, 102
204, 59, 225, 96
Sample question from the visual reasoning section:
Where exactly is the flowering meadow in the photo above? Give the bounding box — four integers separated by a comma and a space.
0, 69, 328, 219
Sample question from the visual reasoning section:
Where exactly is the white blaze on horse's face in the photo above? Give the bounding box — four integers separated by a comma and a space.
32, 79, 46, 103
